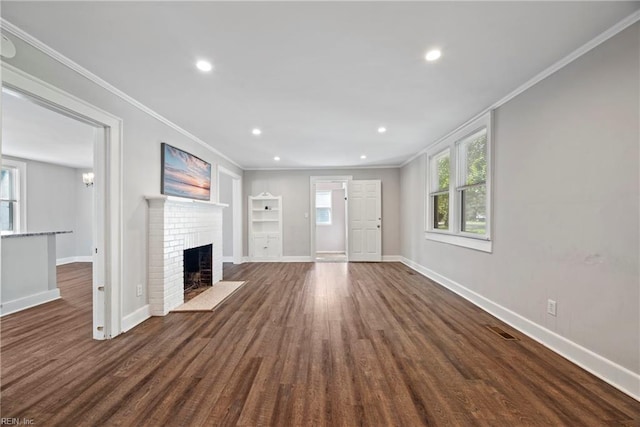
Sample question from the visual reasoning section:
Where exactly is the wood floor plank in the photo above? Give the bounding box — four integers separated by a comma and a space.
1, 261, 639, 426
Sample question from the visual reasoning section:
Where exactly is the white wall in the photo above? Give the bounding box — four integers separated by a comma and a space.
315, 182, 345, 253
244, 168, 400, 257
75, 168, 94, 257
2, 32, 243, 317
219, 172, 233, 258
23, 158, 75, 259
401, 23, 639, 378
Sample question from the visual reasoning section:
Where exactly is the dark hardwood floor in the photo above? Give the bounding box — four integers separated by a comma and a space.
1, 262, 638, 426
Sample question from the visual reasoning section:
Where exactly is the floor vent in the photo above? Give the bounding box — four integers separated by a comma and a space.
485, 325, 519, 341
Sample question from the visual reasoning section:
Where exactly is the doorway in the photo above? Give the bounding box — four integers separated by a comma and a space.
310, 176, 350, 262
218, 165, 242, 265
1, 86, 96, 262
2, 64, 123, 339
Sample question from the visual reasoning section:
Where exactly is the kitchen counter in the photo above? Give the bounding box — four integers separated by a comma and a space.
1, 231, 73, 315
1, 230, 72, 239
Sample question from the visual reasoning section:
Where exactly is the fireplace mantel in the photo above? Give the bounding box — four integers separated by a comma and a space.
145, 195, 228, 208
146, 196, 225, 315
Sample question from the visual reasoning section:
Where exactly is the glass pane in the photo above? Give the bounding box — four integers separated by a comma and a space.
0, 168, 14, 200
434, 152, 450, 192
461, 186, 486, 234
316, 207, 331, 225
316, 191, 332, 208
0, 201, 14, 231
432, 194, 449, 230
459, 128, 487, 186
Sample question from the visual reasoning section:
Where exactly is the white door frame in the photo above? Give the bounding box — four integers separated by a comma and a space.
217, 165, 243, 264
2, 63, 123, 340
309, 175, 351, 261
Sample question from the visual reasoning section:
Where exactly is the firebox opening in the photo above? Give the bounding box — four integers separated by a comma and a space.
183, 244, 213, 297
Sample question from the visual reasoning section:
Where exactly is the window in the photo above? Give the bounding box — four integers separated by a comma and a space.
425, 112, 492, 252
457, 129, 487, 235
1, 159, 26, 234
316, 190, 332, 225
430, 150, 450, 230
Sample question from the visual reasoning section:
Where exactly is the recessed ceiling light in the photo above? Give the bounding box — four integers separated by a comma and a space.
425, 49, 441, 62
360, 155, 367, 159
378, 127, 387, 134
252, 128, 262, 136
274, 156, 280, 161
196, 60, 213, 72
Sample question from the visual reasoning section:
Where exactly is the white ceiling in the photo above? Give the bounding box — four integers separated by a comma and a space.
1, 90, 95, 169
2, 2, 638, 169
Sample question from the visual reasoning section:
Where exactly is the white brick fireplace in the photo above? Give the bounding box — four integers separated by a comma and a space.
146, 196, 227, 315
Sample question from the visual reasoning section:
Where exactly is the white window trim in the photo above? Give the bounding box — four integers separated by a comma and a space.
425, 112, 493, 253
1, 158, 27, 234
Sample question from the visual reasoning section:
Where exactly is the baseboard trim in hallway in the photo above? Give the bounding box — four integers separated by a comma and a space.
399, 256, 640, 401
0, 289, 61, 317
122, 304, 151, 332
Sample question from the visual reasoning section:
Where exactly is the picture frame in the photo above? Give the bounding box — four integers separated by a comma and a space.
161, 143, 211, 201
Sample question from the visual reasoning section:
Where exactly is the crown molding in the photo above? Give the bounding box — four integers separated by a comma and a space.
244, 164, 401, 171
2, 9, 637, 173
400, 9, 640, 168
0, 18, 243, 170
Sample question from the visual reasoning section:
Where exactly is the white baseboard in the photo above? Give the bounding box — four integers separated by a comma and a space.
122, 304, 151, 332
399, 256, 640, 401
222, 256, 234, 263
56, 256, 93, 266
316, 251, 345, 254
282, 256, 313, 262
0, 289, 61, 316
247, 256, 313, 263
244, 255, 400, 263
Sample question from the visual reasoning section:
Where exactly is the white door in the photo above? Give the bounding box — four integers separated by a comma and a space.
348, 180, 382, 262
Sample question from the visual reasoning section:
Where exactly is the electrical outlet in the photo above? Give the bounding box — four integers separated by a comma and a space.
547, 299, 557, 316
136, 284, 143, 297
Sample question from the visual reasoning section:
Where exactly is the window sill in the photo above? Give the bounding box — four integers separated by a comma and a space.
424, 231, 492, 253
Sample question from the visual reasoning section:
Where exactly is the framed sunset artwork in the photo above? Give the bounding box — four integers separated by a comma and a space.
161, 143, 211, 201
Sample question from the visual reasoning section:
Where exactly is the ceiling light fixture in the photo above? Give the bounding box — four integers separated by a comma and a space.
378, 127, 387, 134
360, 155, 367, 160
274, 156, 280, 161
425, 49, 442, 62
252, 128, 262, 136
196, 60, 213, 72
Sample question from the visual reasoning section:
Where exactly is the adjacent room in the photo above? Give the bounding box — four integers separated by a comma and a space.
0, 1, 638, 425
1, 87, 97, 325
